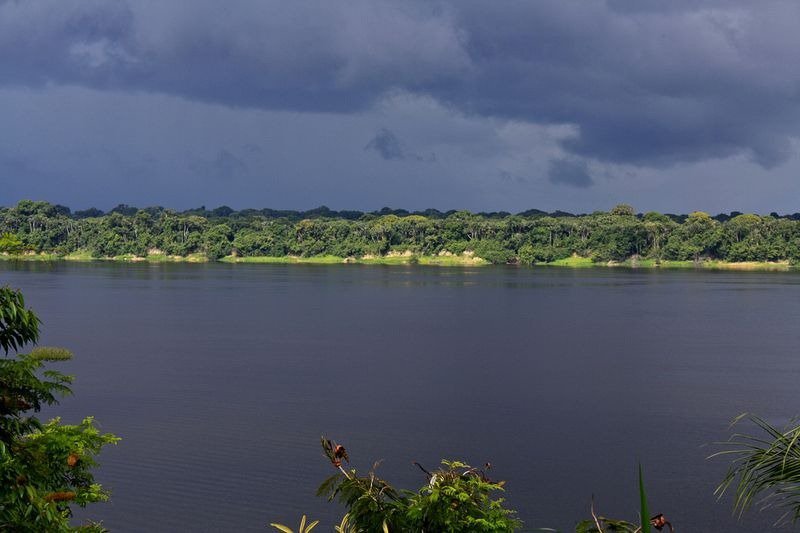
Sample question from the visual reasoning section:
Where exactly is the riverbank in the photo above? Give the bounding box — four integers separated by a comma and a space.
0, 251, 487, 266
0, 252, 795, 270
547, 255, 795, 271
219, 253, 488, 266
1, 251, 210, 263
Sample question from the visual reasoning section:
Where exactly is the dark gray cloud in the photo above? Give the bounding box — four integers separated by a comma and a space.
450, 0, 800, 169
0, 1, 469, 112
548, 158, 593, 188
3, 0, 800, 171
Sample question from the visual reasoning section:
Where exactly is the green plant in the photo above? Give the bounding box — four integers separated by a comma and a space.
575, 466, 672, 533
270, 514, 319, 533
575, 515, 639, 533
316, 437, 521, 532
0, 285, 119, 532
639, 465, 650, 533
333, 513, 377, 533
713, 413, 800, 524
408, 459, 521, 532
0, 287, 40, 355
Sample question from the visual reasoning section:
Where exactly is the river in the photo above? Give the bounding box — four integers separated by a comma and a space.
2, 261, 799, 531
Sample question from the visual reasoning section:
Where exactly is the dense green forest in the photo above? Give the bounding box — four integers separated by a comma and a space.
2, 200, 800, 265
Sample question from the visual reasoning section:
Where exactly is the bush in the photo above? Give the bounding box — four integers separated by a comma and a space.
316, 438, 521, 532
0, 286, 118, 531
518, 244, 569, 265
470, 240, 514, 265
0, 232, 23, 255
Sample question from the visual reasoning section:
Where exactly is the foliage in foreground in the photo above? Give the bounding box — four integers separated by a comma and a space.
270, 514, 319, 533
315, 437, 521, 532
575, 466, 673, 533
273, 440, 674, 532
0, 286, 119, 532
714, 414, 800, 525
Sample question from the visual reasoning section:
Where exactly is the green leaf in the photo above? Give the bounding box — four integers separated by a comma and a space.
317, 473, 343, 499
639, 464, 650, 533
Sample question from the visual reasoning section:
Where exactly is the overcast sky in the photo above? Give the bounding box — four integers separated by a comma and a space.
2, 0, 800, 213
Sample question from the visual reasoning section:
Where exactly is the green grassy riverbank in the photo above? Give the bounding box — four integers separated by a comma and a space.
2, 251, 796, 270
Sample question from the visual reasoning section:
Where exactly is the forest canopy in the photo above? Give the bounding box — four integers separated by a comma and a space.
2, 200, 800, 265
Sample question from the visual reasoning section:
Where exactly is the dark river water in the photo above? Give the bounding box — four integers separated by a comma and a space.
2, 261, 799, 532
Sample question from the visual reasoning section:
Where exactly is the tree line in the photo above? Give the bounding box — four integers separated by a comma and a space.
2, 200, 800, 264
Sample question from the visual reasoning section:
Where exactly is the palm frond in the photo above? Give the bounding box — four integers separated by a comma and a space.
713, 414, 800, 523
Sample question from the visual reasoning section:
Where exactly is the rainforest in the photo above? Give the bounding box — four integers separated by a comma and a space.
2, 200, 800, 268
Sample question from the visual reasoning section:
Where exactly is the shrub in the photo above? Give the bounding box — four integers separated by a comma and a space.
316, 438, 521, 532
0, 286, 118, 532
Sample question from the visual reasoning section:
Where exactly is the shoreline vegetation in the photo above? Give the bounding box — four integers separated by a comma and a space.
2, 200, 800, 271
0, 250, 795, 270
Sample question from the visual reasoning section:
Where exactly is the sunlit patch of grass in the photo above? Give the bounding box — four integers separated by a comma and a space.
220, 254, 488, 266
0, 252, 60, 261
535, 256, 795, 271
545, 255, 594, 267
357, 255, 411, 265
64, 250, 94, 261
702, 260, 791, 271
111, 254, 143, 262
653, 260, 696, 268
184, 253, 208, 263
221, 255, 346, 264
416, 255, 488, 266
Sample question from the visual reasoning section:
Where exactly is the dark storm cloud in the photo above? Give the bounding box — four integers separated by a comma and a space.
548, 158, 593, 188
0, 1, 469, 111
3, 0, 800, 170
